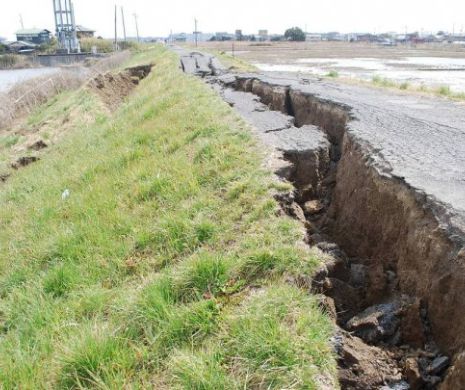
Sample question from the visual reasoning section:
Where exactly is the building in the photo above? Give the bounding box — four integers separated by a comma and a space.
76, 26, 95, 39
171, 33, 187, 43
15, 29, 51, 45
212, 32, 234, 41
5, 41, 37, 54
258, 29, 269, 41
323, 32, 346, 41
306, 33, 322, 42
235, 29, 243, 41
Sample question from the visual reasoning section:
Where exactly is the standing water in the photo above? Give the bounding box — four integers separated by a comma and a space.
0, 68, 60, 93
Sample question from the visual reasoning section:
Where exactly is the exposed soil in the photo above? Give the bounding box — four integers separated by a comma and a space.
87, 64, 153, 107
175, 50, 465, 388
0, 64, 153, 183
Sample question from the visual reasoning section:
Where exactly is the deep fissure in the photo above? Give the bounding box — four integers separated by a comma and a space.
177, 50, 465, 388
225, 76, 452, 389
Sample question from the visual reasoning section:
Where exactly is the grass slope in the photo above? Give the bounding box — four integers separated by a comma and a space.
0, 46, 335, 389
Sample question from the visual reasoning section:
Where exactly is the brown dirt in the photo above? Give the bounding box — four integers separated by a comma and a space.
87, 65, 153, 108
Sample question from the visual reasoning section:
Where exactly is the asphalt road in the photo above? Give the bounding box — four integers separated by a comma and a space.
176, 47, 465, 233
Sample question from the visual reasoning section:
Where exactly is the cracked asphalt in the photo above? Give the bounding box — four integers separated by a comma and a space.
175, 47, 465, 233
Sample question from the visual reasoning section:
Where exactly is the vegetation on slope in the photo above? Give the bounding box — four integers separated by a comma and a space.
0, 46, 335, 388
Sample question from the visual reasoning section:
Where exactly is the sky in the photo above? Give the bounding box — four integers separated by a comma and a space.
1, 0, 465, 40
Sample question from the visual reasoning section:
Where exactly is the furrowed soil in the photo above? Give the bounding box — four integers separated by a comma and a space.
0, 47, 337, 388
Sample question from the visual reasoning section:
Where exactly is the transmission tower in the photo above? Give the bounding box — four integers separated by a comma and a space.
52, 0, 80, 53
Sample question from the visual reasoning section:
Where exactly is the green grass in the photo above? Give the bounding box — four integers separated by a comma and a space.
0, 134, 20, 149
368, 74, 465, 101
372, 75, 397, 88
0, 46, 335, 388
215, 51, 258, 72
437, 85, 452, 96
326, 70, 339, 78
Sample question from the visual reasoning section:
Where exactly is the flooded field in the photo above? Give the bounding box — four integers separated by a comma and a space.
0, 67, 60, 92
255, 57, 465, 92
192, 41, 465, 93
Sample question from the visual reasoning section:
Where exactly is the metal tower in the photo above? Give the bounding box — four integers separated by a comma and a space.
52, 0, 80, 53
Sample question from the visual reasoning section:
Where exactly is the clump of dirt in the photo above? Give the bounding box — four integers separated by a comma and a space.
11, 156, 40, 169
87, 64, 153, 107
28, 139, 48, 151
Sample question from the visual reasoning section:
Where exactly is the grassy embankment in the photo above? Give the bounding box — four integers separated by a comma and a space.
0, 46, 335, 388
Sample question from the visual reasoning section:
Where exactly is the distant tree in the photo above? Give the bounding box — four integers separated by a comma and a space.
285, 27, 306, 42
250, 35, 256, 42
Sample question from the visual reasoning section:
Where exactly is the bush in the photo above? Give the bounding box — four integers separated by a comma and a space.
80, 37, 114, 53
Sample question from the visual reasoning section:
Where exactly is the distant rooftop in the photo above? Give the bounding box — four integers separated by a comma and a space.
76, 25, 95, 33
7, 40, 38, 47
16, 28, 51, 35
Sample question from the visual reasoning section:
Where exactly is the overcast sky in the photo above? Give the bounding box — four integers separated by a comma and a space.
1, 0, 465, 40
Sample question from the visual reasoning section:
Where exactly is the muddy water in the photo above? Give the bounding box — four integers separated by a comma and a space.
0, 68, 60, 92
253, 57, 465, 93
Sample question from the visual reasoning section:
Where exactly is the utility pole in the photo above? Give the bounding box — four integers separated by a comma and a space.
19, 14, 24, 29
194, 18, 199, 47
121, 7, 127, 41
114, 5, 118, 51
133, 13, 140, 43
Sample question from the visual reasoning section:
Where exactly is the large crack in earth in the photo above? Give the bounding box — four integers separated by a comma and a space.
176, 50, 465, 389
227, 76, 452, 389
